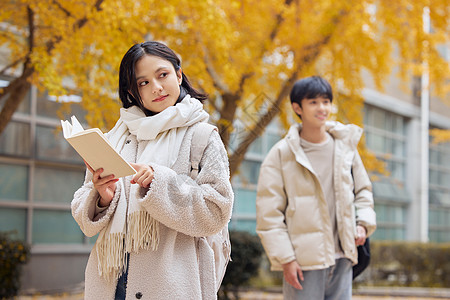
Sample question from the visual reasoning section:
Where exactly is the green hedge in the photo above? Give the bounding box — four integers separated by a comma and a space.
358, 241, 450, 287
219, 231, 264, 300
0, 231, 30, 299
250, 240, 450, 289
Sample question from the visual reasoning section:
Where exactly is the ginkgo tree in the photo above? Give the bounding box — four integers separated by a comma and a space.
0, 0, 449, 177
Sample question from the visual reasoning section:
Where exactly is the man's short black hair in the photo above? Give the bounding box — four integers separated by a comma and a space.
290, 76, 333, 107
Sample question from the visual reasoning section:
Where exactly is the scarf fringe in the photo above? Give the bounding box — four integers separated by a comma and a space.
95, 232, 126, 282
126, 211, 160, 253
96, 211, 160, 282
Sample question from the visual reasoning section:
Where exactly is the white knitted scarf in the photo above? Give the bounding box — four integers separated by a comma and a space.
95, 95, 209, 281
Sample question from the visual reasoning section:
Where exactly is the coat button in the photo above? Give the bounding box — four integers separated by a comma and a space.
135, 292, 143, 299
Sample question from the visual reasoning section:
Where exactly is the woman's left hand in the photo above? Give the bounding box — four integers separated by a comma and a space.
355, 225, 367, 246
130, 163, 154, 188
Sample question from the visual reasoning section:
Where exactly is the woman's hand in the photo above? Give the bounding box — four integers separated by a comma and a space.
84, 160, 118, 207
130, 163, 154, 188
355, 224, 367, 246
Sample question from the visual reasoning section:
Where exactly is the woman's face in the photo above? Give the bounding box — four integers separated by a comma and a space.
134, 54, 182, 114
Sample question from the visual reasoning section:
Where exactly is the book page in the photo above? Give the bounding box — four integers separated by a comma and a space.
61, 116, 136, 178
70, 115, 85, 135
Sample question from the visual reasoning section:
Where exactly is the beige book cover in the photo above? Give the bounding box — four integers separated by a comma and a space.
61, 116, 136, 178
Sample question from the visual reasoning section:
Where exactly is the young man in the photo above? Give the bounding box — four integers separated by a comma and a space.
256, 76, 376, 299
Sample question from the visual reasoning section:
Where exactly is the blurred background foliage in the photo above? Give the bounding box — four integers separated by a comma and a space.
240, 240, 450, 292
0, 231, 30, 299
0, 0, 449, 177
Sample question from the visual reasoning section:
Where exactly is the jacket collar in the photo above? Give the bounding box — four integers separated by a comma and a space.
325, 121, 363, 148
285, 124, 315, 174
284, 121, 363, 171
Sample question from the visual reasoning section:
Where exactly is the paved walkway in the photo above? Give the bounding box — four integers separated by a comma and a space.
17, 287, 450, 300
236, 287, 450, 300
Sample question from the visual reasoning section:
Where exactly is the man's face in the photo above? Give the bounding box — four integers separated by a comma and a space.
292, 96, 331, 127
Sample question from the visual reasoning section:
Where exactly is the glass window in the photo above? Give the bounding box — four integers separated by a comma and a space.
35, 125, 83, 163
236, 160, 261, 186
0, 208, 27, 240
229, 123, 282, 236
33, 166, 84, 204
364, 105, 406, 159
369, 132, 385, 153
32, 209, 84, 244
429, 149, 439, 164
0, 121, 31, 157
228, 125, 245, 154
392, 116, 404, 135
371, 209, 406, 241
364, 105, 408, 241
389, 161, 404, 181
248, 136, 263, 155
391, 139, 404, 157
36, 91, 65, 119
372, 108, 386, 130
428, 137, 450, 242
0, 78, 31, 114
267, 132, 281, 150
364, 105, 407, 185
234, 188, 257, 214
88, 234, 99, 245
230, 219, 257, 234
37, 91, 86, 121
0, 163, 28, 202
429, 169, 439, 186
429, 207, 450, 243
442, 151, 450, 168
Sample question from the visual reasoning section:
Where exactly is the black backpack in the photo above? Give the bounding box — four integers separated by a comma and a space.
352, 237, 370, 279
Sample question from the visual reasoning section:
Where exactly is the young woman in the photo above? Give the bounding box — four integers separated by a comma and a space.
71, 41, 234, 300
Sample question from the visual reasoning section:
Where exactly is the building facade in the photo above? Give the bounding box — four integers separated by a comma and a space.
0, 71, 449, 292
229, 78, 450, 244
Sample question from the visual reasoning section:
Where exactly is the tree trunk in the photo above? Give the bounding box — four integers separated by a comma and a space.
228, 73, 297, 177
217, 93, 239, 149
0, 71, 32, 136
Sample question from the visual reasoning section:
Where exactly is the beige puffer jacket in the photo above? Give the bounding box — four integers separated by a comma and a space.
256, 121, 376, 272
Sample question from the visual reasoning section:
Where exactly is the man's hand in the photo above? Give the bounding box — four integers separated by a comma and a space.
130, 163, 154, 188
355, 225, 367, 246
282, 260, 304, 290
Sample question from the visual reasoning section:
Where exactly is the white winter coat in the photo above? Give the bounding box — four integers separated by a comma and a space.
71, 123, 234, 299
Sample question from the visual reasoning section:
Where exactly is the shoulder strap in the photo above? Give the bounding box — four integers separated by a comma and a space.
190, 123, 218, 180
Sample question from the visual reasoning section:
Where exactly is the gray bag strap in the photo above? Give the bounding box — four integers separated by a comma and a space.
190, 123, 218, 180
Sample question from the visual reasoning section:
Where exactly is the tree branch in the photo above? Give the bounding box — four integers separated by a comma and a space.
228, 70, 298, 176
45, 0, 104, 53
52, 0, 72, 17
228, 7, 345, 177
0, 56, 27, 75
27, 6, 34, 54
202, 45, 230, 94
0, 0, 105, 136
235, 0, 295, 95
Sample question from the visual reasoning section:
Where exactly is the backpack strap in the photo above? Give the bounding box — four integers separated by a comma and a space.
190, 123, 218, 180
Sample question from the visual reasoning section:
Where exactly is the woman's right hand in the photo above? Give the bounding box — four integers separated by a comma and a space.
84, 160, 118, 206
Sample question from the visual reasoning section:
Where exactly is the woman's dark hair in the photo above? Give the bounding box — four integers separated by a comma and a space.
289, 76, 333, 107
118, 41, 207, 115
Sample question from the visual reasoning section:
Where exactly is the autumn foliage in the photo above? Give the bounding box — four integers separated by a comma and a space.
0, 0, 449, 176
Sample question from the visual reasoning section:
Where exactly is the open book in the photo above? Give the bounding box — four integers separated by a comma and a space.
61, 116, 136, 178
